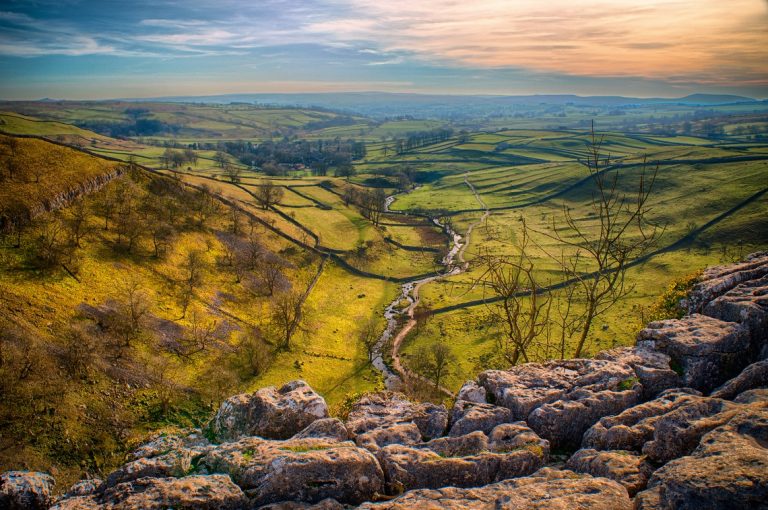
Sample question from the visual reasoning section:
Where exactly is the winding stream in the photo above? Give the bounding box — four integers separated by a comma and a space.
371, 178, 489, 394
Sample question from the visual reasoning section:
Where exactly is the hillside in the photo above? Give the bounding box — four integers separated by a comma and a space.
3, 252, 767, 509
0, 135, 388, 487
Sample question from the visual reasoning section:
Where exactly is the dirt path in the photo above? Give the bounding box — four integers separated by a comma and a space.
378, 173, 491, 397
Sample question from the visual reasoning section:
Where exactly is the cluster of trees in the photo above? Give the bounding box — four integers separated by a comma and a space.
388, 128, 454, 155
76, 109, 178, 138
160, 148, 198, 169
341, 185, 387, 226
213, 138, 366, 176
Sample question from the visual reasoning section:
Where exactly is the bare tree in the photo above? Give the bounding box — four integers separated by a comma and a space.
412, 340, 457, 389
270, 289, 308, 351
538, 126, 661, 357
179, 249, 205, 318
477, 225, 551, 366
65, 199, 90, 248
214, 151, 228, 168
254, 181, 284, 210
224, 163, 242, 183
357, 317, 380, 362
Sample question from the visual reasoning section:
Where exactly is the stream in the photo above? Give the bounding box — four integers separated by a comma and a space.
371, 184, 485, 393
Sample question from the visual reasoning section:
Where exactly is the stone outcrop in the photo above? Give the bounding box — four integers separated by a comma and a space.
51, 475, 246, 510
199, 437, 384, 507
637, 314, 750, 393
376, 426, 547, 492
357, 468, 633, 510
636, 407, 768, 509
10, 253, 768, 510
344, 392, 448, 451
565, 448, 653, 496
710, 359, 768, 400
474, 359, 642, 448
595, 346, 681, 399
449, 400, 513, 436
0, 471, 55, 510
209, 380, 329, 441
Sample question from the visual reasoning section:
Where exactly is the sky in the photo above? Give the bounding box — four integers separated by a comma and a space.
0, 0, 767, 100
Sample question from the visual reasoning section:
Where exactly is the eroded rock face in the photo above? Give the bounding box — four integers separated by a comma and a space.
449, 400, 513, 436
357, 468, 633, 510
0, 471, 54, 510
376, 427, 548, 493
52, 475, 246, 510
582, 389, 701, 452
636, 407, 768, 509
565, 448, 653, 496
344, 392, 448, 451
711, 360, 768, 400
641, 395, 743, 463
595, 346, 681, 399
475, 359, 641, 449
199, 437, 384, 506
488, 422, 550, 459
456, 381, 486, 403
703, 275, 768, 357
637, 314, 750, 393
292, 418, 349, 442
209, 380, 329, 442
687, 252, 768, 312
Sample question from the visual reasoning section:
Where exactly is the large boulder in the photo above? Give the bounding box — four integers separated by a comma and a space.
476, 359, 642, 449
595, 346, 681, 399
344, 392, 448, 451
357, 468, 632, 510
376, 427, 547, 493
0, 471, 55, 510
291, 418, 349, 442
52, 475, 246, 510
564, 449, 653, 496
642, 395, 744, 463
199, 436, 383, 506
582, 389, 745, 463
711, 360, 768, 400
209, 380, 328, 441
456, 381, 487, 403
686, 251, 768, 313
582, 389, 701, 452
637, 314, 750, 393
636, 407, 768, 509
703, 275, 768, 359
449, 400, 513, 436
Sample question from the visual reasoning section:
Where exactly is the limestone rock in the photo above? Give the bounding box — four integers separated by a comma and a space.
637, 407, 768, 509
292, 418, 349, 442
104, 450, 192, 488
582, 389, 702, 452
642, 395, 743, 463
456, 381, 487, 403
200, 436, 383, 506
449, 400, 512, 436
345, 392, 448, 451
475, 359, 641, 448
595, 346, 681, 398
711, 360, 768, 400
564, 449, 653, 496
0, 471, 55, 510
488, 422, 550, 459
257, 499, 344, 509
63, 479, 102, 498
130, 431, 209, 460
357, 468, 632, 510
209, 380, 328, 441
527, 383, 641, 450
53, 475, 246, 510
735, 388, 768, 405
686, 251, 768, 313
637, 314, 750, 392
703, 275, 768, 358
